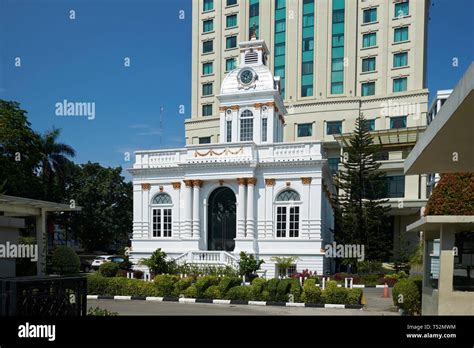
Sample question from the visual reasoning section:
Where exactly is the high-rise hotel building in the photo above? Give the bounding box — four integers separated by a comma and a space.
186, 0, 431, 255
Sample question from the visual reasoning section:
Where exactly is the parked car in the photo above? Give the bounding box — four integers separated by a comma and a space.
91, 255, 116, 270
80, 259, 92, 273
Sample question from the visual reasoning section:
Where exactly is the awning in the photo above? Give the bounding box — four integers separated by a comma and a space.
404, 63, 474, 175
0, 195, 81, 216
334, 126, 426, 148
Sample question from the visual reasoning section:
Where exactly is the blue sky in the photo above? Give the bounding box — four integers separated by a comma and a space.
1, 0, 473, 178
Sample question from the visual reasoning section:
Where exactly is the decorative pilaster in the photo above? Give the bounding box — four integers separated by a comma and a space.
236, 178, 247, 238
246, 178, 257, 239
141, 183, 151, 190
172, 182, 181, 190
301, 177, 312, 185
192, 180, 203, 239
183, 180, 193, 238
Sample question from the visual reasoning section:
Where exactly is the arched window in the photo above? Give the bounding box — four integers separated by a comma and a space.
152, 193, 172, 205
276, 189, 300, 202
151, 193, 172, 237
275, 189, 301, 238
240, 110, 253, 141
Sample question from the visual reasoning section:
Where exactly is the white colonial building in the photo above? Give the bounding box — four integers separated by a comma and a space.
129, 38, 335, 278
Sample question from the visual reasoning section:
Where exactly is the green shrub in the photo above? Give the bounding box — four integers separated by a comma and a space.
51, 246, 80, 275
321, 287, 347, 304
289, 279, 302, 302
346, 288, 363, 305
225, 285, 251, 301
173, 277, 194, 297
195, 276, 220, 297
184, 285, 197, 298
301, 279, 322, 304
249, 278, 267, 301
392, 279, 421, 315
276, 278, 292, 302
203, 285, 222, 299
139, 248, 175, 275
260, 290, 270, 301
87, 274, 159, 297
325, 280, 338, 291
410, 275, 423, 293
99, 262, 119, 277
239, 252, 264, 280
359, 274, 382, 286
265, 278, 280, 301
219, 276, 242, 295
154, 274, 179, 297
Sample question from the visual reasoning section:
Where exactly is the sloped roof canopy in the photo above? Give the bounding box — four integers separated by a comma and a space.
404, 63, 474, 175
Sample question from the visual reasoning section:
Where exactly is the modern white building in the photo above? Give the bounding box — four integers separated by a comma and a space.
129, 38, 335, 278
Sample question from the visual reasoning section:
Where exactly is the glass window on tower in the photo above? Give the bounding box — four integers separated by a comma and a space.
297, 123, 312, 137
394, 27, 409, 42
274, 0, 286, 98
226, 36, 237, 49
301, 0, 315, 97
331, 0, 345, 95
363, 8, 377, 23
225, 58, 236, 72
326, 121, 342, 135
363, 32, 376, 48
390, 116, 407, 129
395, 1, 409, 18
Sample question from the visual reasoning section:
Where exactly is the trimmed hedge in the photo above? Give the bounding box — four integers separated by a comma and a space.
250, 278, 267, 301
301, 279, 321, 304
51, 246, 80, 275
154, 274, 179, 297
203, 285, 222, 299
88, 275, 159, 297
392, 278, 421, 315
266, 278, 280, 302
195, 276, 220, 298
289, 279, 302, 303
87, 274, 363, 305
99, 262, 119, 277
173, 277, 194, 297
184, 285, 197, 298
218, 276, 242, 295
276, 279, 292, 302
225, 285, 251, 301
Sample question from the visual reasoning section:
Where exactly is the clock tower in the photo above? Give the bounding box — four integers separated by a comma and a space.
217, 38, 287, 145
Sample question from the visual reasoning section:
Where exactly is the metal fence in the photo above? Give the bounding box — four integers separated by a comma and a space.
0, 275, 87, 316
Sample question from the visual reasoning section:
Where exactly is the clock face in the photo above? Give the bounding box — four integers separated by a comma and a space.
239, 69, 254, 85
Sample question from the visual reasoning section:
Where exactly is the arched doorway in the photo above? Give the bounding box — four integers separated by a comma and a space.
207, 187, 236, 251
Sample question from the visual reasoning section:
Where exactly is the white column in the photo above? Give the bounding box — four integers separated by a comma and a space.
246, 178, 256, 239
183, 180, 193, 238
237, 178, 247, 238
36, 208, 46, 276
420, 174, 428, 199
302, 177, 312, 239
192, 180, 202, 240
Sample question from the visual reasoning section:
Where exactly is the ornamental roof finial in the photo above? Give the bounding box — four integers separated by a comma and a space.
250, 22, 257, 40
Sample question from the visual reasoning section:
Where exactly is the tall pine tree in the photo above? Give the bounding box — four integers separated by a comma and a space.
334, 113, 392, 262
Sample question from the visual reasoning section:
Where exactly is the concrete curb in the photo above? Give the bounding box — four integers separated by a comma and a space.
87, 295, 364, 309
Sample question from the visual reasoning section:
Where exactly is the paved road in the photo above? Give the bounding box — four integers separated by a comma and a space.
88, 290, 399, 316
362, 287, 398, 313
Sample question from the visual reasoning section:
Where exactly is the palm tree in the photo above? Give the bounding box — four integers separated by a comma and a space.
38, 127, 76, 200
